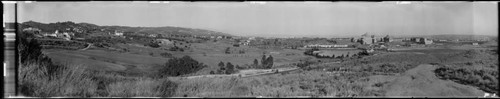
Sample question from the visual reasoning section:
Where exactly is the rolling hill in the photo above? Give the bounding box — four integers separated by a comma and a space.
19, 21, 233, 37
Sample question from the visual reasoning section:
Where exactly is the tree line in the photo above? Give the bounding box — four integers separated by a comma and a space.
252, 55, 274, 69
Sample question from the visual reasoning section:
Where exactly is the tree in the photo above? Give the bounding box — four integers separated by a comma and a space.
261, 55, 267, 68
226, 62, 235, 74
331, 54, 336, 59
157, 55, 206, 77
253, 59, 259, 68
225, 47, 231, 54
266, 55, 274, 69
218, 61, 226, 71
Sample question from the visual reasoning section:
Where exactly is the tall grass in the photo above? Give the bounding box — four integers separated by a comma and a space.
19, 62, 97, 97
106, 78, 176, 97
19, 61, 177, 97
174, 70, 370, 97
18, 31, 178, 97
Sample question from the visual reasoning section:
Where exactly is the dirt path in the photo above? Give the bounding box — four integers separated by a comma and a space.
79, 43, 93, 50
383, 64, 485, 97
181, 67, 299, 79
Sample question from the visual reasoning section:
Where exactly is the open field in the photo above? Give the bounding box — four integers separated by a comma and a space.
43, 48, 169, 76
43, 39, 313, 76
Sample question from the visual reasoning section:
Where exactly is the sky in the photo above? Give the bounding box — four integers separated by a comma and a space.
17, 1, 498, 37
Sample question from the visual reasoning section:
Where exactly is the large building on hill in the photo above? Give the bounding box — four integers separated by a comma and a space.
382, 35, 393, 42
357, 33, 377, 45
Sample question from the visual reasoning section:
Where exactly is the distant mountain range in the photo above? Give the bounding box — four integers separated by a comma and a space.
363, 34, 497, 41
423, 34, 497, 41
19, 21, 233, 36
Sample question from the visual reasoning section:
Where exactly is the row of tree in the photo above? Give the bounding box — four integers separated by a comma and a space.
212, 61, 238, 74
251, 55, 274, 69
224, 47, 246, 54
303, 48, 354, 59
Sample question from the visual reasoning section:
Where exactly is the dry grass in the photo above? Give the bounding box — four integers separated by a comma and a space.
19, 62, 98, 97
107, 78, 163, 97
174, 70, 369, 97
19, 61, 177, 97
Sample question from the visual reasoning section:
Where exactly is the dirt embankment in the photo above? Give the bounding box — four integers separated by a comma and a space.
381, 64, 485, 97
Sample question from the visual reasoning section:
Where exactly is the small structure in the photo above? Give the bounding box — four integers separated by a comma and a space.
22, 27, 41, 34
270, 52, 280, 54
410, 37, 433, 44
149, 34, 158, 37
366, 49, 375, 53
472, 43, 479, 46
357, 33, 377, 45
55, 32, 71, 40
383, 35, 393, 43
114, 31, 124, 36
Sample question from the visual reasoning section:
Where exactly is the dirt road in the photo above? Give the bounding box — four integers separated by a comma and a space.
79, 43, 92, 50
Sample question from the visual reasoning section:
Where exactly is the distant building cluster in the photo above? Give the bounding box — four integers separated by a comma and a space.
304, 44, 348, 48
410, 37, 433, 44
22, 27, 41, 34
41, 30, 74, 40
351, 33, 389, 45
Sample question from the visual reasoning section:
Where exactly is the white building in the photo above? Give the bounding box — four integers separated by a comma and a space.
305, 44, 348, 48
472, 43, 479, 45
114, 31, 124, 36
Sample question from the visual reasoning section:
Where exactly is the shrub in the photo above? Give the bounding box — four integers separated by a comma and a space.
157, 55, 207, 77
434, 66, 499, 94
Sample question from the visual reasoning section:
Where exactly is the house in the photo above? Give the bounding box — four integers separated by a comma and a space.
472, 43, 479, 46
22, 27, 41, 34
410, 37, 433, 44
382, 35, 393, 43
333, 45, 348, 48
366, 49, 375, 53
58, 32, 72, 40
114, 31, 124, 36
149, 34, 158, 37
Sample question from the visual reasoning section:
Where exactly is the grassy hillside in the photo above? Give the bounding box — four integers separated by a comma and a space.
20, 21, 232, 37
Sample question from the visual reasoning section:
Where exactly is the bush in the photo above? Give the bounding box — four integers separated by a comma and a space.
146, 42, 160, 48
434, 66, 499, 94
160, 52, 173, 58
156, 55, 207, 77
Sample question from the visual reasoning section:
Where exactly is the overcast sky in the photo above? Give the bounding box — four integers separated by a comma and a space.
17, 2, 498, 37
